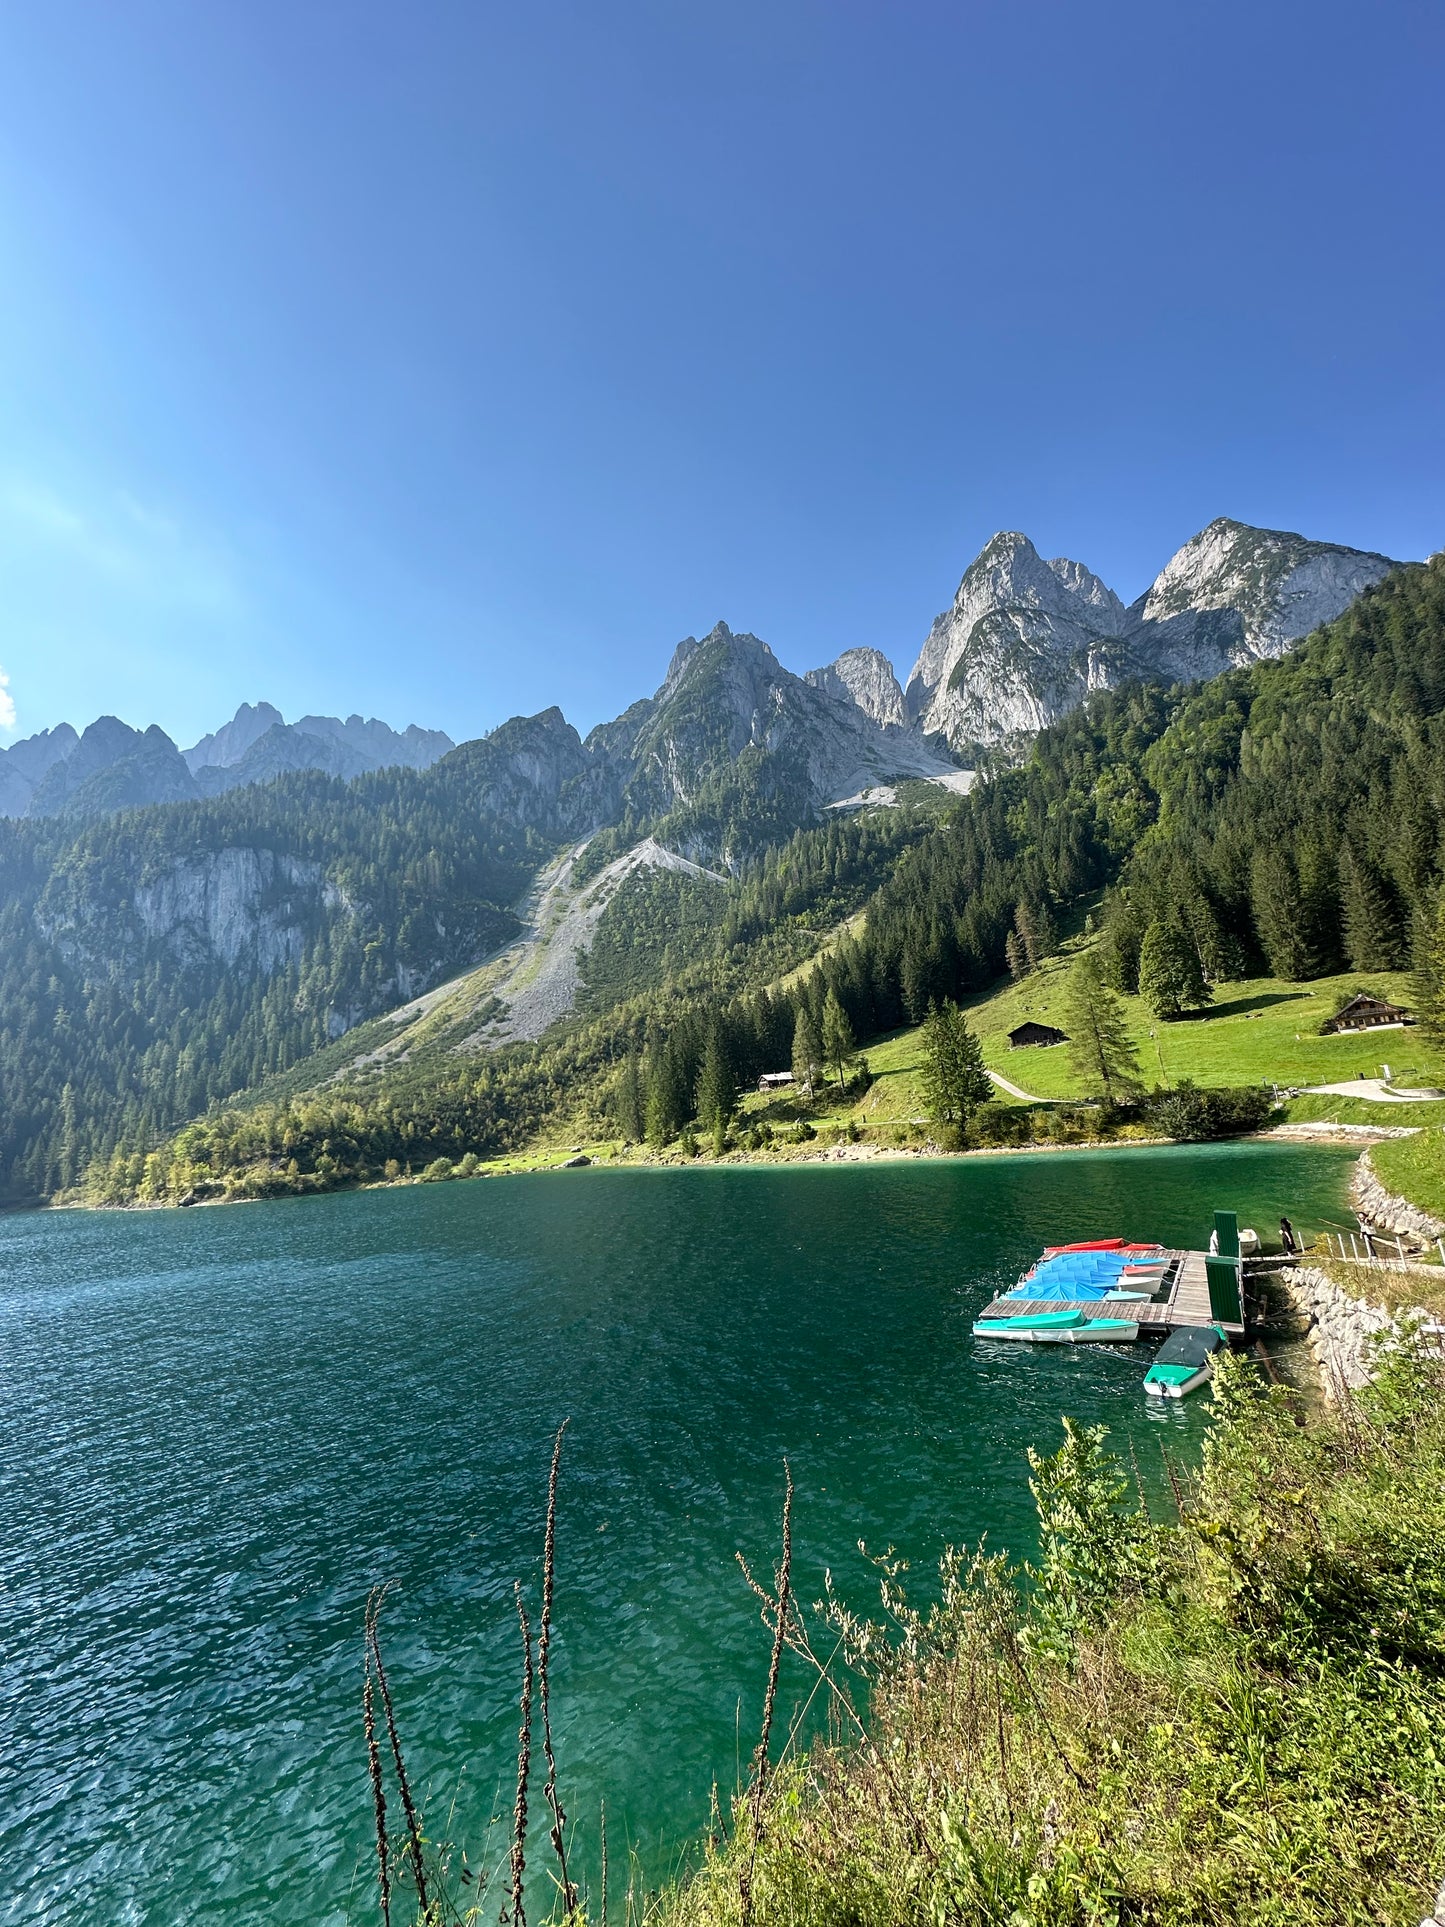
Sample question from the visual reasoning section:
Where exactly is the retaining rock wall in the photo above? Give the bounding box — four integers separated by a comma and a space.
1282, 1264, 1430, 1396
1351, 1148, 1445, 1243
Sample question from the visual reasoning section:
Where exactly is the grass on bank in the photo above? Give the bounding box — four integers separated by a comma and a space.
376, 1343, 1445, 1927
1373, 1128, 1445, 1227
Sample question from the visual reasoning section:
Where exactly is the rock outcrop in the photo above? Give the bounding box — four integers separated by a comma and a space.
903, 520, 1403, 753
903, 533, 1135, 749
1121, 518, 1397, 683
805, 648, 908, 729
1351, 1147, 1445, 1243
1282, 1264, 1430, 1396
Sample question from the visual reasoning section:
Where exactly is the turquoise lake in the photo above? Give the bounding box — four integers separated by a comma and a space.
0, 1143, 1356, 1925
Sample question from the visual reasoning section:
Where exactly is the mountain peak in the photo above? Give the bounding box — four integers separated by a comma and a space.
1128, 519, 1399, 677
805, 648, 906, 729
905, 531, 1127, 746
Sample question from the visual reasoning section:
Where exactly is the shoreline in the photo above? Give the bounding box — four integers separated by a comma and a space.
57, 1116, 1385, 1213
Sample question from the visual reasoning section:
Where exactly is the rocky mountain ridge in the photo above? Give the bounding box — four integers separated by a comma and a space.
0, 702, 455, 819
899, 516, 1401, 751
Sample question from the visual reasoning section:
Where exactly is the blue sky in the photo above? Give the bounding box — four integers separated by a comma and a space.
0, 0, 1441, 750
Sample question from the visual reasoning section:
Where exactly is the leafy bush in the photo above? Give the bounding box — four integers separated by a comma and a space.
1148, 1079, 1275, 1141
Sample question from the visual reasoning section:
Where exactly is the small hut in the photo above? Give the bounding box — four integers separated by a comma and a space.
1320, 993, 1412, 1035
757, 1071, 796, 1092
1008, 1021, 1069, 1049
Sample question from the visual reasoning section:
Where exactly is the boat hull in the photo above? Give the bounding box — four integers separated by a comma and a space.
973, 1315, 1141, 1345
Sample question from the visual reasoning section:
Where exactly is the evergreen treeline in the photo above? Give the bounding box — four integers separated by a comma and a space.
1100, 555, 1445, 996
57, 554, 1445, 1203
0, 756, 553, 1198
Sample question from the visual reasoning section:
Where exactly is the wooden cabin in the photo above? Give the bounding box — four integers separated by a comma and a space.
1320, 993, 1413, 1035
1008, 1021, 1069, 1049
757, 1071, 796, 1092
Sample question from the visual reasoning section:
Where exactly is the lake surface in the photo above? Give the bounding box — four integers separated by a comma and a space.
0, 1144, 1354, 1925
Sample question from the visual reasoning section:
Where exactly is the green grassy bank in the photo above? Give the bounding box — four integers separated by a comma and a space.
379, 1344, 1445, 1927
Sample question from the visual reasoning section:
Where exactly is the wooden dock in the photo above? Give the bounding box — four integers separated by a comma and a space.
977, 1249, 1244, 1337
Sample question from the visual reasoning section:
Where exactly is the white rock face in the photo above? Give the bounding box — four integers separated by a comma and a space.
902, 520, 1403, 751
1123, 518, 1397, 681
622, 624, 958, 821
804, 648, 907, 728
904, 533, 1131, 748
133, 849, 326, 971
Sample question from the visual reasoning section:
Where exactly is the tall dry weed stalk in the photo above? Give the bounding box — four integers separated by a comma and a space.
509, 1581, 534, 1927
364, 1585, 432, 1923
539, 1421, 577, 1913
599, 1798, 608, 1927
736, 1459, 793, 1927
362, 1593, 391, 1927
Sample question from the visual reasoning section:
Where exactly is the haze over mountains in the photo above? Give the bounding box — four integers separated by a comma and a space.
0, 704, 456, 819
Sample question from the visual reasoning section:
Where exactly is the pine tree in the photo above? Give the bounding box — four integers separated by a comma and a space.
918, 1000, 992, 1135
1062, 953, 1142, 1105
821, 989, 857, 1093
1340, 845, 1401, 971
694, 1022, 738, 1139
791, 1006, 823, 1095
1005, 929, 1028, 982
1137, 919, 1211, 1020
615, 1052, 644, 1142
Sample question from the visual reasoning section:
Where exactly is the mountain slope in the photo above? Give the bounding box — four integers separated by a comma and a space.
592, 623, 956, 858
1121, 517, 1398, 680
805, 648, 908, 728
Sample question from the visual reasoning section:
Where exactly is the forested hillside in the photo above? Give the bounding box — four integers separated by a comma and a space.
102, 554, 1445, 1203
10, 552, 1444, 1205
0, 736, 567, 1198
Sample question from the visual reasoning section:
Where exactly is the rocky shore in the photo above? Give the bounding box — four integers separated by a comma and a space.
1351, 1145, 1445, 1243
1280, 1263, 1425, 1396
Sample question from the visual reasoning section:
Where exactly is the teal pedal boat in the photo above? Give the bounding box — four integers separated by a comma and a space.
973, 1309, 1141, 1344
1144, 1324, 1226, 1397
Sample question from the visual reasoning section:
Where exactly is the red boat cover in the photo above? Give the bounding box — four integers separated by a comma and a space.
1041, 1238, 1126, 1255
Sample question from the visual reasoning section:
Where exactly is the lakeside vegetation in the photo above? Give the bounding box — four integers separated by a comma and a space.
50, 552, 1445, 1209
373, 1341, 1445, 1927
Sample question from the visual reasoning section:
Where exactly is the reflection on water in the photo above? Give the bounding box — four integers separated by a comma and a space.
0, 1143, 1351, 1923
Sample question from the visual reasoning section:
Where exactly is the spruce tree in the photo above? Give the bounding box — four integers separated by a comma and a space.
1410, 893, 1445, 1041
1340, 845, 1401, 972
1250, 848, 1314, 981
918, 1000, 992, 1137
615, 1052, 644, 1142
694, 1022, 738, 1139
1005, 929, 1028, 982
1062, 953, 1142, 1106
821, 989, 857, 1092
791, 1006, 823, 1095
1138, 919, 1211, 1020
645, 1043, 686, 1146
